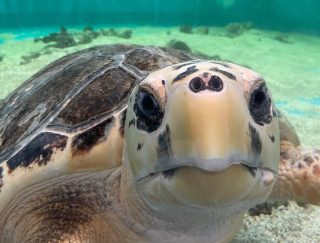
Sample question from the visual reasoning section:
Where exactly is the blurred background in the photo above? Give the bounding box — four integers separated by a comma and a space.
0, 0, 319, 34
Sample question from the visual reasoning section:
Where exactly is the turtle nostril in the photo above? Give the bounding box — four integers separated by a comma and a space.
189, 77, 205, 93
208, 75, 224, 91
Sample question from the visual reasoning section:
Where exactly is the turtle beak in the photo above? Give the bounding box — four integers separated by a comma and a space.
163, 83, 251, 171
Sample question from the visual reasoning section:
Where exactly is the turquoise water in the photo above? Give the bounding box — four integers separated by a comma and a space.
276, 98, 320, 116
0, 0, 320, 34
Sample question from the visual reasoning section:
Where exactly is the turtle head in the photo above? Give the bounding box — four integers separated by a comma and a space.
124, 61, 280, 210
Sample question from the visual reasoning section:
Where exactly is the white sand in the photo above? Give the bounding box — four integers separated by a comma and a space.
0, 26, 319, 242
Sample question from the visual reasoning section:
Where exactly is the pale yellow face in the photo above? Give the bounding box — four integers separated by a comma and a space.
124, 61, 280, 208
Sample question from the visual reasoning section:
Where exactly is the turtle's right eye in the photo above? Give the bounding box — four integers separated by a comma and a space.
134, 89, 163, 132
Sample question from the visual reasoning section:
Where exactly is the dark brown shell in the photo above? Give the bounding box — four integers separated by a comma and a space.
0, 44, 196, 160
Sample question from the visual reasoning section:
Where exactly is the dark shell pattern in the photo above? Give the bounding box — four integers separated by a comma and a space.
0, 44, 196, 169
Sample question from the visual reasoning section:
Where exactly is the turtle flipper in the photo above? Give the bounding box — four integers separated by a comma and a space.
271, 141, 320, 204
270, 109, 320, 204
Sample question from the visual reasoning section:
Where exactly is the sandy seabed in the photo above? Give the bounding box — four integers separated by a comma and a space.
0, 26, 320, 242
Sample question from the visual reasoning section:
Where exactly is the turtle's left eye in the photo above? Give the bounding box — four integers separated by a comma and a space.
137, 90, 160, 118
134, 89, 163, 132
249, 84, 272, 126
252, 89, 267, 108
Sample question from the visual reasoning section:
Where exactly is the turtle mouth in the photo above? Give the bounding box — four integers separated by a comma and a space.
139, 163, 276, 182
137, 163, 277, 208
162, 164, 274, 178
162, 168, 177, 179
241, 164, 258, 177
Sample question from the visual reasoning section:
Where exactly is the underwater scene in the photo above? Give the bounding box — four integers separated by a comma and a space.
0, 0, 319, 242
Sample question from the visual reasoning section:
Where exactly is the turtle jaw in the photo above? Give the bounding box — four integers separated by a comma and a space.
137, 162, 276, 208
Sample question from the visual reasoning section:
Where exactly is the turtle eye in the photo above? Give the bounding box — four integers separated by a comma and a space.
249, 84, 272, 126
134, 89, 163, 132
252, 90, 267, 107
137, 90, 160, 117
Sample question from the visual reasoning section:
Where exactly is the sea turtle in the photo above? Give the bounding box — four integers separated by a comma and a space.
0, 44, 319, 242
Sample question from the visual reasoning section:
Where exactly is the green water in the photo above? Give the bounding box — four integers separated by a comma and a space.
0, 1, 320, 242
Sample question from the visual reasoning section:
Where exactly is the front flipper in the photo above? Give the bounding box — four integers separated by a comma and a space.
270, 109, 320, 204
271, 141, 320, 204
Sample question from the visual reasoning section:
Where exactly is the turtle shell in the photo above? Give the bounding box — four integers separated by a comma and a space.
0, 44, 196, 162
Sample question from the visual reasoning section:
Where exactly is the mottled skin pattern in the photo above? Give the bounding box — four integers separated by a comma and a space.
0, 45, 319, 242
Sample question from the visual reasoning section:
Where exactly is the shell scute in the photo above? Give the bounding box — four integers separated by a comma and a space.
71, 117, 115, 156
53, 67, 137, 127
6, 132, 68, 173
